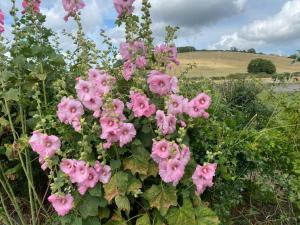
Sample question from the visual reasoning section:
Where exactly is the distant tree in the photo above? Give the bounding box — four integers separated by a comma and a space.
230, 46, 238, 52
177, 46, 196, 53
247, 48, 256, 54
248, 58, 276, 74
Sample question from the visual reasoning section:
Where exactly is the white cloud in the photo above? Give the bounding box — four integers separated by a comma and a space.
211, 0, 300, 50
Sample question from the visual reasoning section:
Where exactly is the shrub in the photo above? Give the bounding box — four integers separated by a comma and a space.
177, 46, 196, 53
247, 58, 276, 74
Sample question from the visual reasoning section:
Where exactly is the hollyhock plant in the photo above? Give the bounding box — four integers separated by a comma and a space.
114, 0, 135, 18
48, 194, 74, 217
147, 70, 178, 96
26, 0, 217, 221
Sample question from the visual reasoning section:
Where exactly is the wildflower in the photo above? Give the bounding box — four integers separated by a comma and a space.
154, 44, 180, 66
77, 167, 99, 195
147, 71, 178, 96
98, 165, 111, 184
151, 140, 170, 163
123, 60, 135, 81
118, 123, 136, 147
192, 163, 217, 195
127, 91, 156, 118
62, 0, 85, 21
114, 0, 135, 18
22, 0, 41, 14
155, 110, 177, 135
168, 95, 188, 115
48, 194, 73, 216
136, 56, 147, 69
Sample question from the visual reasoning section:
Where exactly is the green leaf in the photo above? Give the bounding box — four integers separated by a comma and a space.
78, 194, 101, 219
3, 88, 19, 102
99, 207, 110, 219
5, 163, 21, 175
127, 175, 142, 197
123, 147, 150, 176
115, 195, 130, 213
110, 159, 121, 170
194, 203, 220, 225
136, 214, 151, 225
104, 172, 128, 203
88, 183, 103, 197
82, 217, 101, 225
166, 198, 196, 225
1, 71, 14, 81
144, 184, 177, 216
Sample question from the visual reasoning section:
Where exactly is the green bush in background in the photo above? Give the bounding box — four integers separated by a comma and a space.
248, 58, 276, 74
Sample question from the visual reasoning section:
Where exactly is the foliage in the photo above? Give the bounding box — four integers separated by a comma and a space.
248, 58, 276, 74
177, 46, 196, 53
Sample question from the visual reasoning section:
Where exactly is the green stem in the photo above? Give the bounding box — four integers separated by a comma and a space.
0, 190, 14, 225
0, 166, 27, 225
41, 64, 48, 110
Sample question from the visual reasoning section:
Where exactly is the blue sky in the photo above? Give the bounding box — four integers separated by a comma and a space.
0, 0, 300, 56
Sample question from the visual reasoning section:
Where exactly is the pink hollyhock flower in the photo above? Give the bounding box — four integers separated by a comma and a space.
154, 44, 180, 66
136, 56, 147, 69
180, 120, 187, 127
62, 0, 85, 21
48, 194, 73, 217
57, 97, 84, 131
75, 78, 94, 102
100, 130, 120, 146
133, 41, 147, 55
77, 167, 99, 195
103, 142, 112, 149
159, 159, 185, 186
123, 60, 135, 81
179, 146, 191, 166
93, 72, 113, 94
93, 161, 102, 173
39, 135, 61, 158
155, 110, 177, 135
28, 130, 44, 154
118, 123, 136, 147
82, 96, 102, 118
99, 165, 111, 184
168, 95, 188, 115
147, 70, 178, 96
113, 99, 125, 115
88, 68, 101, 81
100, 116, 119, 133
21, 0, 41, 14
151, 140, 170, 163
194, 93, 211, 110
114, 0, 135, 18
119, 42, 131, 61
127, 91, 156, 118
69, 160, 89, 184
60, 159, 76, 175
0, 10, 4, 33
192, 163, 217, 195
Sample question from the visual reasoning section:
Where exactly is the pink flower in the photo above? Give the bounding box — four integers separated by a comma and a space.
118, 123, 136, 147
77, 167, 99, 195
100, 116, 119, 133
60, 159, 76, 175
194, 93, 211, 110
99, 165, 111, 184
127, 91, 156, 118
179, 146, 191, 166
48, 194, 73, 217
151, 140, 170, 163
62, 0, 85, 21
185, 93, 211, 118
136, 56, 147, 69
82, 96, 102, 118
21, 0, 41, 14
28, 130, 44, 154
155, 110, 177, 135
93, 161, 102, 173
147, 70, 178, 96
154, 44, 179, 66
0, 10, 4, 33
120, 42, 131, 61
159, 159, 185, 186
75, 78, 94, 102
123, 61, 135, 81
192, 163, 217, 195
93, 72, 114, 95
57, 97, 84, 131
168, 95, 188, 115
69, 160, 89, 184
114, 0, 135, 18
113, 99, 125, 115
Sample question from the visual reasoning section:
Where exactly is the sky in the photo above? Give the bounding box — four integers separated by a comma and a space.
0, 0, 300, 56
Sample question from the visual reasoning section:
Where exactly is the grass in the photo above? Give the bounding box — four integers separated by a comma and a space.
170, 51, 300, 78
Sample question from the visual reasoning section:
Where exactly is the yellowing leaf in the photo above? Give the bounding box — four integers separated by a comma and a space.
144, 184, 177, 216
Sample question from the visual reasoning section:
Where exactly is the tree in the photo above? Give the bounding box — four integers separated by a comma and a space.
247, 58, 276, 74
247, 48, 256, 54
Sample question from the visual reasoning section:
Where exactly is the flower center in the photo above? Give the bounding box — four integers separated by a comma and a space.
193, 106, 199, 112
172, 102, 178, 107
88, 174, 94, 180
60, 198, 67, 204
71, 107, 77, 113
172, 165, 177, 171
200, 98, 205, 104
83, 87, 89, 93
90, 98, 95, 103
139, 103, 145, 109
159, 81, 165, 87
123, 130, 128, 135
108, 121, 114, 127
202, 168, 208, 174
46, 141, 52, 148
161, 146, 166, 152
102, 81, 107, 86
102, 171, 107, 176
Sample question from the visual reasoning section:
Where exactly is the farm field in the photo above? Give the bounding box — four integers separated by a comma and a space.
172, 51, 300, 77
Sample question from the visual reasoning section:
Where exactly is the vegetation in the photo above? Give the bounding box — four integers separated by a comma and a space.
0, 1, 299, 225
177, 46, 196, 53
248, 58, 276, 74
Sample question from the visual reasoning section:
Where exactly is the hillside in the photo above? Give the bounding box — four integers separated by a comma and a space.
171, 51, 300, 77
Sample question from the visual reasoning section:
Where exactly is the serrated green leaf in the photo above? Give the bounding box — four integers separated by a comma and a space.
195, 203, 220, 225
136, 214, 150, 225
123, 147, 150, 176
110, 159, 121, 170
82, 217, 101, 225
99, 207, 110, 219
166, 198, 196, 225
115, 195, 130, 213
104, 172, 129, 203
78, 194, 101, 219
88, 183, 103, 197
3, 88, 19, 102
144, 184, 177, 216
127, 175, 142, 196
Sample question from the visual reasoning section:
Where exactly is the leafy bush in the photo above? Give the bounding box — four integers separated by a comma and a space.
247, 58, 276, 74
177, 46, 196, 53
